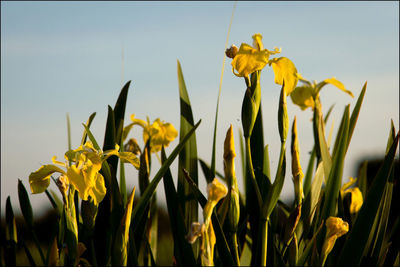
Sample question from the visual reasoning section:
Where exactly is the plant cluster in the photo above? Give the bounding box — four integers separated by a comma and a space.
2, 34, 399, 266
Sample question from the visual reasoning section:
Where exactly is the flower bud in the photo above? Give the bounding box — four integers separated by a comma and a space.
278, 84, 289, 143
225, 45, 238, 59
124, 138, 141, 155
291, 117, 304, 205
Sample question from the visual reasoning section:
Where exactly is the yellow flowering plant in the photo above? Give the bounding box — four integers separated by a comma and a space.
4, 15, 399, 267
29, 140, 139, 205
124, 114, 178, 153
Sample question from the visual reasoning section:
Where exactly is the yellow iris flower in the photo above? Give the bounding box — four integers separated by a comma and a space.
186, 178, 227, 266
228, 33, 298, 95
291, 75, 354, 110
29, 141, 140, 205
341, 177, 363, 214
128, 114, 178, 153
321, 217, 349, 263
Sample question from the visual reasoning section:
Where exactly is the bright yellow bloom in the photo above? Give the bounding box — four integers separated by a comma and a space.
230, 34, 280, 78
187, 178, 227, 266
127, 114, 178, 153
29, 141, 139, 205
345, 187, 363, 214
341, 177, 363, 214
291, 76, 354, 110
229, 33, 298, 94
321, 217, 349, 262
204, 178, 228, 223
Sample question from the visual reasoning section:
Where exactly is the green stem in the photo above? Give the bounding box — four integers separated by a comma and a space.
31, 230, 46, 265
245, 136, 262, 209
260, 218, 268, 266
230, 233, 240, 266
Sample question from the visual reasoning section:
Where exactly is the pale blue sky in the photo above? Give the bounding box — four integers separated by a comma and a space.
1, 1, 399, 216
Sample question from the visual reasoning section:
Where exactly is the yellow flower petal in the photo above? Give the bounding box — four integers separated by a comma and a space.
252, 33, 264, 51
143, 118, 178, 153
130, 114, 148, 128
269, 57, 299, 95
317, 77, 354, 98
290, 86, 315, 110
325, 217, 349, 238
29, 165, 66, 194
231, 43, 270, 78
322, 217, 349, 260
344, 187, 363, 214
207, 178, 228, 203
67, 165, 90, 200
90, 173, 107, 205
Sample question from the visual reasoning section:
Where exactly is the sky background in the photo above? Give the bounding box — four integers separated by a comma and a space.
1, 1, 399, 217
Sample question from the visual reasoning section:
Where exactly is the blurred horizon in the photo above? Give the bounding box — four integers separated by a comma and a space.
1, 1, 399, 217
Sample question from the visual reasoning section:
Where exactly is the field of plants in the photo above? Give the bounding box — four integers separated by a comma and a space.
2, 32, 399, 267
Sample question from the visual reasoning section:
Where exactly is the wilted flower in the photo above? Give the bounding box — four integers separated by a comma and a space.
321, 217, 349, 263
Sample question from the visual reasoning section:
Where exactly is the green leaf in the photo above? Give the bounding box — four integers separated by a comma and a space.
296, 221, 324, 266
309, 162, 324, 224
303, 105, 334, 198
131, 120, 201, 233
161, 148, 197, 266
263, 145, 271, 181
347, 82, 366, 151
370, 182, 393, 265
262, 142, 286, 219
320, 105, 349, 221
337, 132, 399, 266
18, 179, 34, 228
5, 196, 17, 266
238, 128, 246, 189
317, 115, 332, 184
113, 187, 135, 266
81, 112, 96, 145
251, 104, 266, 197
113, 81, 130, 147
177, 60, 199, 235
